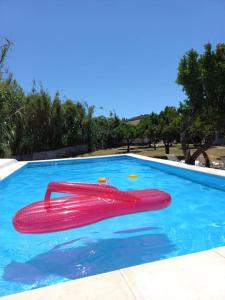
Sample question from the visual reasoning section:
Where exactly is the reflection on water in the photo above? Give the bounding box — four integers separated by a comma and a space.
4, 233, 176, 286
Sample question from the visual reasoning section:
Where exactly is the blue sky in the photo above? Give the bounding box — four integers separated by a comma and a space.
1, 0, 225, 118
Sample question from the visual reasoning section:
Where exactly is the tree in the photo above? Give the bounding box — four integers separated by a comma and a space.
83, 103, 95, 152
0, 78, 24, 156
62, 100, 80, 146
1, 78, 25, 155
137, 113, 160, 149
0, 39, 12, 75
0, 39, 25, 157
177, 43, 225, 165
21, 88, 51, 153
106, 112, 121, 148
0, 38, 126, 157
76, 101, 86, 144
159, 106, 180, 154
115, 123, 136, 152
50, 92, 63, 149
91, 112, 122, 150
92, 116, 110, 149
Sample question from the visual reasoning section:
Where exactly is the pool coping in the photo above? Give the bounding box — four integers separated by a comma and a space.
127, 153, 225, 177
0, 161, 27, 181
1, 246, 225, 300
0, 153, 225, 182
0, 153, 225, 299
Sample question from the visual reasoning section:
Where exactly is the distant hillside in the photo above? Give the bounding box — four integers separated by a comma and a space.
125, 114, 148, 125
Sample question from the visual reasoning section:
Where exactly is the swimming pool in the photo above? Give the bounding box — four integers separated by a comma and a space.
0, 155, 225, 297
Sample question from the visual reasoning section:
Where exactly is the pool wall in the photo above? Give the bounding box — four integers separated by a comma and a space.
128, 154, 225, 192
0, 153, 225, 191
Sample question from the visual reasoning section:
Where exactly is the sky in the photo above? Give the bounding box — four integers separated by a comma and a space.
1, 0, 225, 118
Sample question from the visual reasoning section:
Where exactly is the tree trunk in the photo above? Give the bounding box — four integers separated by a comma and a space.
185, 138, 213, 165
184, 148, 191, 163
202, 151, 210, 168
181, 131, 189, 159
164, 143, 170, 154
127, 139, 130, 153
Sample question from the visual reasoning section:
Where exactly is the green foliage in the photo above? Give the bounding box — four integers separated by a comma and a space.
92, 112, 122, 150
62, 99, 81, 146
159, 106, 181, 154
0, 39, 12, 76
115, 123, 137, 152
177, 43, 225, 139
0, 43, 124, 157
1, 39, 225, 161
50, 92, 63, 149
177, 43, 225, 163
0, 69, 124, 157
137, 113, 160, 148
0, 76, 25, 156
0, 38, 116, 157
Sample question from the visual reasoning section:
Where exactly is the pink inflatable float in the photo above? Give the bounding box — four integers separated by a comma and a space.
13, 182, 171, 234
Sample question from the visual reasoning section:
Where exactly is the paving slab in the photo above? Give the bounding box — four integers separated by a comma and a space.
121, 249, 225, 300
0, 159, 17, 169
213, 246, 225, 259
2, 248, 225, 300
1, 270, 136, 300
0, 161, 27, 180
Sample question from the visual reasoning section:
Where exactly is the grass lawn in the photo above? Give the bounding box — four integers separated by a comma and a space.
79, 144, 225, 162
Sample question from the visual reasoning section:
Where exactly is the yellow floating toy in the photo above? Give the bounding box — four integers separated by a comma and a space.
98, 177, 108, 183
128, 174, 138, 179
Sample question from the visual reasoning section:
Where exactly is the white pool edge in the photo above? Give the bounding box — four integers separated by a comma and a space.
0, 154, 126, 181
0, 161, 27, 181
1, 246, 225, 300
127, 153, 225, 177
1, 153, 225, 182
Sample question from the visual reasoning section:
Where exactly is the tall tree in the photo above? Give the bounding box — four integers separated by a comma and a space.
50, 92, 63, 149
138, 113, 160, 149
0, 39, 25, 156
22, 89, 51, 153
115, 123, 137, 153
177, 43, 225, 165
159, 106, 180, 154
0, 39, 12, 75
62, 100, 80, 146
83, 103, 95, 152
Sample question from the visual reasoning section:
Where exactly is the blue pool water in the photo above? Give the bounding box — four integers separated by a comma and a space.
0, 155, 225, 296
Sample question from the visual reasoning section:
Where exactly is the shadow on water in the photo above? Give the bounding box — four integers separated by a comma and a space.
114, 226, 159, 234
3, 233, 176, 285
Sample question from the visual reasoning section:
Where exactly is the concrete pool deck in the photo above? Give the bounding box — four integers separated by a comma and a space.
0, 154, 225, 299
2, 247, 225, 300
0, 159, 27, 181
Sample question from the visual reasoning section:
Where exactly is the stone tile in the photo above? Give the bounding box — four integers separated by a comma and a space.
1, 270, 136, 300
0, 159, 17, 169
121, 250, 225, 300
0, 162, 27, 180
213, 246, 225, 259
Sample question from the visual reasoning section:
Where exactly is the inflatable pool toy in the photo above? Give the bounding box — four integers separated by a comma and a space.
13, 182, 171, 234
98, 177, 108, 183
13, 181, 171, 234
128, 174, 138, 179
